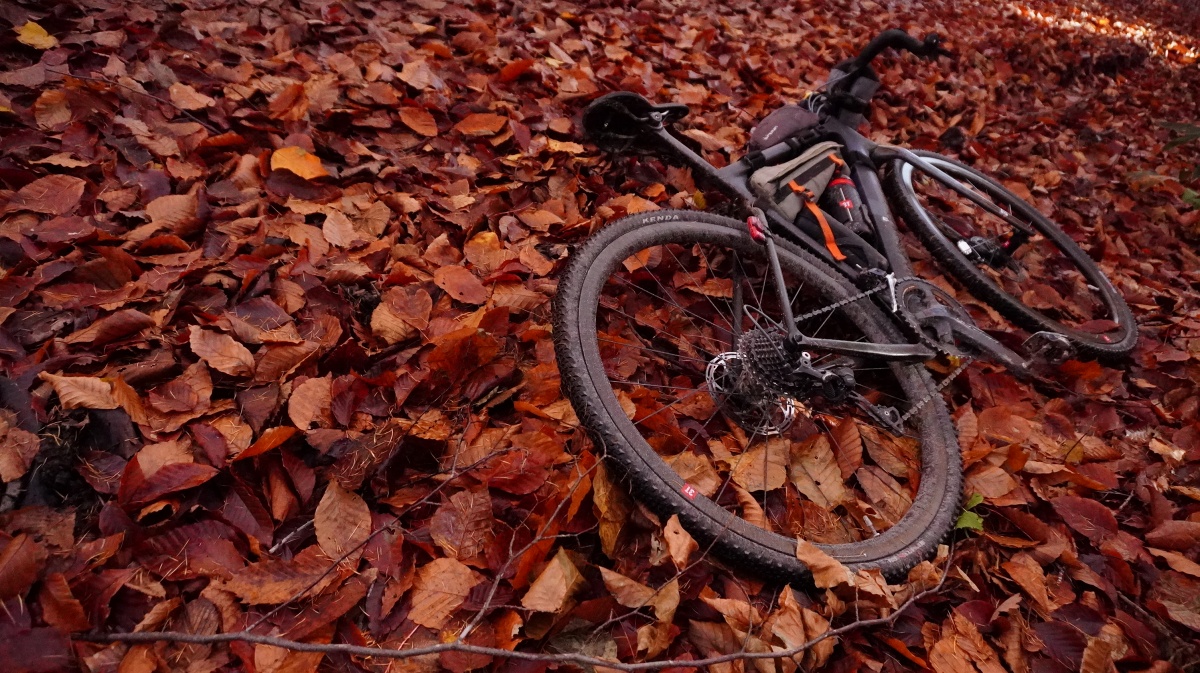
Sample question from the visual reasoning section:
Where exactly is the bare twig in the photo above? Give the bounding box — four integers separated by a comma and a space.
44, 68, 223, 134
77, 542, 957, 670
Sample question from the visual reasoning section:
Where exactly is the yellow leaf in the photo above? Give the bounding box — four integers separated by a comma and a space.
270, 146, 329, 180
16, 22, 58, 50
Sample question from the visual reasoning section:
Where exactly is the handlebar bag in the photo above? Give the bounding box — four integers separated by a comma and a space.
748, 105, 819, 151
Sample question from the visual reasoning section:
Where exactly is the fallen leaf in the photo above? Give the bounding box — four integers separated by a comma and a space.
271, 146, 329, 180
521, 548, 584, 613
38, 373, 119, 410
730, 438, 787, 492
5, 174, 86, 215
663, 515, 697, 570
315, 482, 371, 560
168, 82, 215, 110
15, 21, 58, 49
430, 489, 493, 559
434, 265, 488, 304
455, 113, 508, 136
288, 376, 333, 430
399, 107, 438, 136
409, 557, 481, 629
189, 327, 254, 377
795, 538, 851, 588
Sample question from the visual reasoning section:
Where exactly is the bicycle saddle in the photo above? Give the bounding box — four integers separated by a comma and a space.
582, 92, 689, 151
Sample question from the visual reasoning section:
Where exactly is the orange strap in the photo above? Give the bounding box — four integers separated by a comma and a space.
805, 200, 847, 261
788, 181, 847, 261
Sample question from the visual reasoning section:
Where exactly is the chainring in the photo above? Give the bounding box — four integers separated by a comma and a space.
895, 278, 974, 358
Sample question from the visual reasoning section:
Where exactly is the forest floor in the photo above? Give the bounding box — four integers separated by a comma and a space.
1, 0, 1200, 671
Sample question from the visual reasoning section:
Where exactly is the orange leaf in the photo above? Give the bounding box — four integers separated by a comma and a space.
454, 113, 508, 136
236, 426, 298, 461
271, 146, 328, 180
497, 58, 535, 83
399, 107, 438, 136
0, 534, 46, 600
288, 375, 332, 430
663, 515, 697, 570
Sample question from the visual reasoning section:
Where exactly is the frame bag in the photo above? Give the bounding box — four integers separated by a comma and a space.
749, 141, 850, 261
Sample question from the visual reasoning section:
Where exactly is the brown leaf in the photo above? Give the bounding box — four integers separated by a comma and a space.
315, 482, 371, 561
0, 412, 40, 482
1145, 520, 1200, 550
38, 572, 90, 632
663, 514, 697, 570
146, 193, 198, 231
38, 373, 119, 410
168, 83, 215, 110
5, 174, 85, 215
1003, 552, 1052, 612
224, 545, 333, 604
794, 538, 851, 588
271, 146, 328, 181
434, 265, 488, 304
1050, 495, 1118, 544
964, 464, 1018, 501
399, 107, 438, 136
599, 567, 656, 608
64, 309, 155, 345
730, 438, 787, 492
33, 90, 71, 130
189, 327, 254, 377
430, 489, 493, 559
288, 376, 333, 430
409, 557, 481, 629
0, 533, 45, 600
454, 113, 508, 136
830, 417, 863, 479
369, 285, 432, 344
789, 434, 849, 508
521, 548, 584, 613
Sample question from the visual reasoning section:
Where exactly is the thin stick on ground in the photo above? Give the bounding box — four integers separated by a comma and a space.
77, 542, 958, 670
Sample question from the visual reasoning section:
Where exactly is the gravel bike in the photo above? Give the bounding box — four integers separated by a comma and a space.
554, 30, 1136, 581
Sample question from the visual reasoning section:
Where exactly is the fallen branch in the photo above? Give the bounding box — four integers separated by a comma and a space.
76, 542, 957, 671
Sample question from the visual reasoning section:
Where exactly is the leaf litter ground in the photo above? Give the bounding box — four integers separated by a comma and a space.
0, 0, 1199, 671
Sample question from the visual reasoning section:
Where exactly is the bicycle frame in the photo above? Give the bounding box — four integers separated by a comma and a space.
629, 114, 1046, 375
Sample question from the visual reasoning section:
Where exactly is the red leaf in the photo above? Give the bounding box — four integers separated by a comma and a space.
1050, 496, 1118, 544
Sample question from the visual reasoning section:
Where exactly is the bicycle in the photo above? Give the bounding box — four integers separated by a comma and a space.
553, 29, 1136, 581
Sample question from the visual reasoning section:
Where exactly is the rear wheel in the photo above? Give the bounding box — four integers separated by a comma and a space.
553, 210, 961, 581
885, 151, 1136, 360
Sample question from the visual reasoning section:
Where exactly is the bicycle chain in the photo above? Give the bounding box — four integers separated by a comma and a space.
791, 274, 973, 422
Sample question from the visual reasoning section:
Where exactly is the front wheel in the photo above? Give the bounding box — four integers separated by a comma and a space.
553, 210, 961, 582
885, 151, 1136, 360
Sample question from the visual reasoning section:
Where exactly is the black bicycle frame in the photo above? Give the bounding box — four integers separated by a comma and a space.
634, 115, 1042, 375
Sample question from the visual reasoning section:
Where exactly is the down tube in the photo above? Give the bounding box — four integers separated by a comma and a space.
851, 165, 915, 278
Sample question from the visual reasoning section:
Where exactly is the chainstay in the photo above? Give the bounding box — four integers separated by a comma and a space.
898, 355, 973, 425
792, 275, 919, 322
785, 273, 972, 423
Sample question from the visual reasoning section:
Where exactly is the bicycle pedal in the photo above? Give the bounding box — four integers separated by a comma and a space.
1023, 331, 1075, 364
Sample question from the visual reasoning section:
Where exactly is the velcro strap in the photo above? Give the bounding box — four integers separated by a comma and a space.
744, 150, 767, 170
804, 201, 847, 261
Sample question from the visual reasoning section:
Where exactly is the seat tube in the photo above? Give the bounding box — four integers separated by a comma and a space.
851, 165, 914, 278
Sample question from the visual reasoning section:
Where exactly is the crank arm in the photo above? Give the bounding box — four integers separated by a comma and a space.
874, 146, 1036, 236
790, 335, 936, 361
940, 319, 1037, 378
